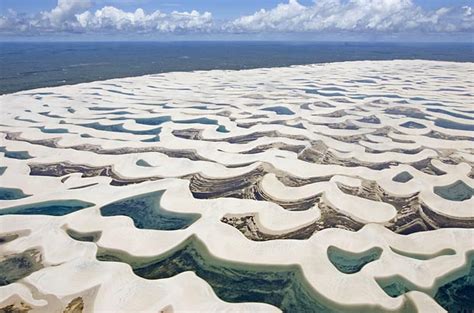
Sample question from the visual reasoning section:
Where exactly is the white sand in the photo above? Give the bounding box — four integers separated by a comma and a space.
0, 60, 473, 312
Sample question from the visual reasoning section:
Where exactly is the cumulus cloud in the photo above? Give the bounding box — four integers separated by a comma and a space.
0, 0, 472, 35
0, 0, 212, 34
0, 10, 31, 32
76, 7, 212, 32
0, 0, 93, 33
229, 0, 474, 33
43, 0, 92, 27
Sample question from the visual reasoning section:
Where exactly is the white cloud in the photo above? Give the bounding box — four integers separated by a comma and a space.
229, 0, 474, 33
0, 0, 212, 34
0, 0, 472, 35
42, 0, 92, 27
76, 7, 212, 32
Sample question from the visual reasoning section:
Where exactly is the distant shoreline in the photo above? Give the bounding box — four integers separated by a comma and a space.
1, 41, 473, 95
4, 59, 473, 97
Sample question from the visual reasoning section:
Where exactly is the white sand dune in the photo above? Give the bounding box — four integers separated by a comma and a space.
0, 60, 473, 312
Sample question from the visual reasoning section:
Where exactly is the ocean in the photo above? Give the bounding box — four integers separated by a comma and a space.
0, 41, 472, 95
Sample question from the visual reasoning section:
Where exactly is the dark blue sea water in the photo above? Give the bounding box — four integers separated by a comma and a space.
0, 41, 472, 94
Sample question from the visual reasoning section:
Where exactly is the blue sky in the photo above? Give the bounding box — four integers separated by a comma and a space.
1, 0, 473, 17
0, 0, 473, 41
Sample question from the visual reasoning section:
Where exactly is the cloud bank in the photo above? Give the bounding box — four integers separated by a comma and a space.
76, 8, 212, 32
230, 0, 473, 33
0, 0, 472, 36
0, 0, 212, 33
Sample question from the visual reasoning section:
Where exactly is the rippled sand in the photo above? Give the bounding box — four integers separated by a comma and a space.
0, 60, 473, 312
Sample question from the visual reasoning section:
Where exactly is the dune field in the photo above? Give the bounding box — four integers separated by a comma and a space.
0, 60, 473, 313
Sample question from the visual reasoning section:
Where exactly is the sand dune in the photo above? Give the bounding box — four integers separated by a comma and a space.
0, 60, 473, 312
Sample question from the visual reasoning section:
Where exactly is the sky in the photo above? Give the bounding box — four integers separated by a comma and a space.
0, 0, 473, 41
